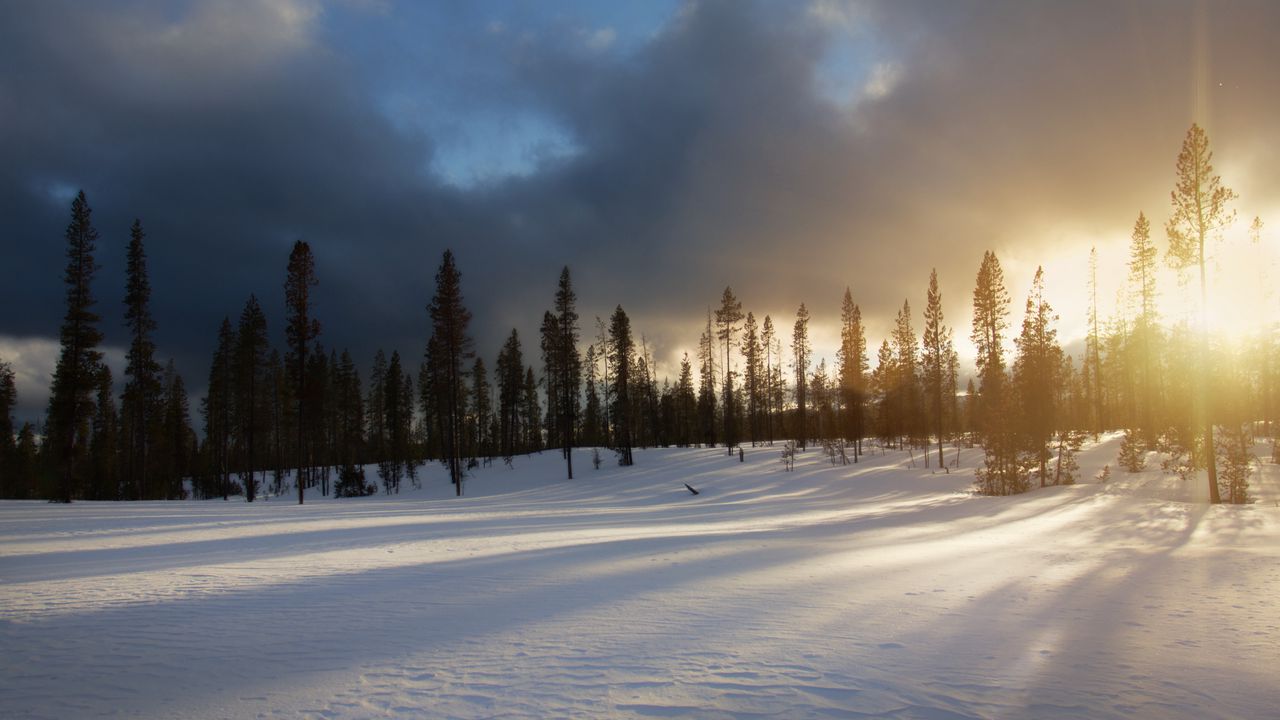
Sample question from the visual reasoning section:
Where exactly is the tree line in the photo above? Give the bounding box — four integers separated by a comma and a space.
0, 123, 1270, 504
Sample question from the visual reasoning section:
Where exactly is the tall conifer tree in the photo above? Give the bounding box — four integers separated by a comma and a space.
121, 219, 162, 500
609, 306, 634, 466
46, 190, 104, 503
921, 270, 953, 470
1166, 124, 1236, 504
427, 250, 472, 495
284, 241, 320, 504
792, 304, 811, 450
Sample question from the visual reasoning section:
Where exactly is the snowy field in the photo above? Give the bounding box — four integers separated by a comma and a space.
2, 437, 1277, 719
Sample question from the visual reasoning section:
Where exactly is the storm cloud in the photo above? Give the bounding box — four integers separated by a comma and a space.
2, 0, 1277, 424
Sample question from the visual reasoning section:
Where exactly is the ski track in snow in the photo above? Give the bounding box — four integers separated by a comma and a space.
1, 437, 1277, 719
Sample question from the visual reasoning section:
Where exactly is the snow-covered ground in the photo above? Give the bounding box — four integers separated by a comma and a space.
2, 436, 1277, 719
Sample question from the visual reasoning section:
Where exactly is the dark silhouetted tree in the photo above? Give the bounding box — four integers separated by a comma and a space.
284, 240, 320, 504
792, 303, 811, 449
715, 287, 744, 452
234, 296, 269, 502
46, 190, 104, 503
121, 219, 162, 501
609, 305, 634, 466
427, 250, 472, 495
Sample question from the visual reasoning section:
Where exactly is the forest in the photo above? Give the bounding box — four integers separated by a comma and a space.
0, 124, 1271, 506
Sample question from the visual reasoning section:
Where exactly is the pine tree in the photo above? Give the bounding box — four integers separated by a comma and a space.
284, 240, 320, 504
553, 267, 581, 478
715, 287, 744, 453
120, 219, 162, 501
891, 300, 921, 452
792, 303, 811, 450
837, 289, 868, 460
46, 191, 105, 503
1166, 123, 1236, 504
676, 352, 697, 447
203, 318, 234, 499
697, 310, 717, 447
367, 349, 388, 466
234, 296, 269, 502
761, 315, 777, 444
1128, 211, 1161, 447
88, 365, 119, 499
742, 312, 762, 447
0, 361, 16, 498
1013, 267, 1061, 487
471, 357, 492, 461
523, 366, 541, 452
13, 423, 39, 499
335, 349, 364, 475
497, 330, 526, 459
609, 305, 635, 466
582, 343, 603, 449
427, 250, 473, 495
972, 251, 1017, 495
1085, 246, 1106, 434
157, 360, 194, 499
871, 339, 897, 448
380, 350, 409, 493
921, 270, 953, 470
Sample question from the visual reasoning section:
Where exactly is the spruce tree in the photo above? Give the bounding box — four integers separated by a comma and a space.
88, 365, 119, 499
971, 251, 1016, 495
367, 349, 388, 466
837, 289, 868, 460
742, 312, 762, 447
1013, 267, 1062, 487
921, 270, 953, 470
380, 350, 409, 493
676, 353, 697, 447
284, 240, 320, 504
496, 330, 525, 459
1166, 123, 1236, 504
891, 300, 921, 452
609, 305, 635, 466
203, 318, 234, 499
581, 343, 602, 449
1128, 212, 1161, 447
697, 311, 717, 447
715, 287, 744, 453
234, 296, 269, 502
1085, 246, 1106, 434
46, 190, 104, 503
553, 268, 581, 478
761, 315, 776, 444
120, 219, 162, 501
427, 250, 473, 495
0, 361, 15, 497
471, 357, 492, 461
158, 361, 194, 499
792, 303, 811, 450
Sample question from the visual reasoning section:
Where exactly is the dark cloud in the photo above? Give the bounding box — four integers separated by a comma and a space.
2, 0, 1278, 426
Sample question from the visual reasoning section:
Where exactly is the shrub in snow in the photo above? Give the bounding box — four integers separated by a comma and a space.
1158, 428, 1201, 481
335, 464, 376, 497
781, 440, 797, 471
1118, 429, 1145, 472
1217, 424, 1253, 504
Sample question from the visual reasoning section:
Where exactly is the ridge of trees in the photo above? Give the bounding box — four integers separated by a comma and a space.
1, 124, 1271, 504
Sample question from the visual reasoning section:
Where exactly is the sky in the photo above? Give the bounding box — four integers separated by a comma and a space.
2, 0, 1279, 426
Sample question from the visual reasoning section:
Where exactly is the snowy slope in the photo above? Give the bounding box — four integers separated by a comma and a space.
1, 438, 1277, 719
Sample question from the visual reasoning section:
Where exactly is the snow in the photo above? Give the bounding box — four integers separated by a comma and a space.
2, 436, 1277, 719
